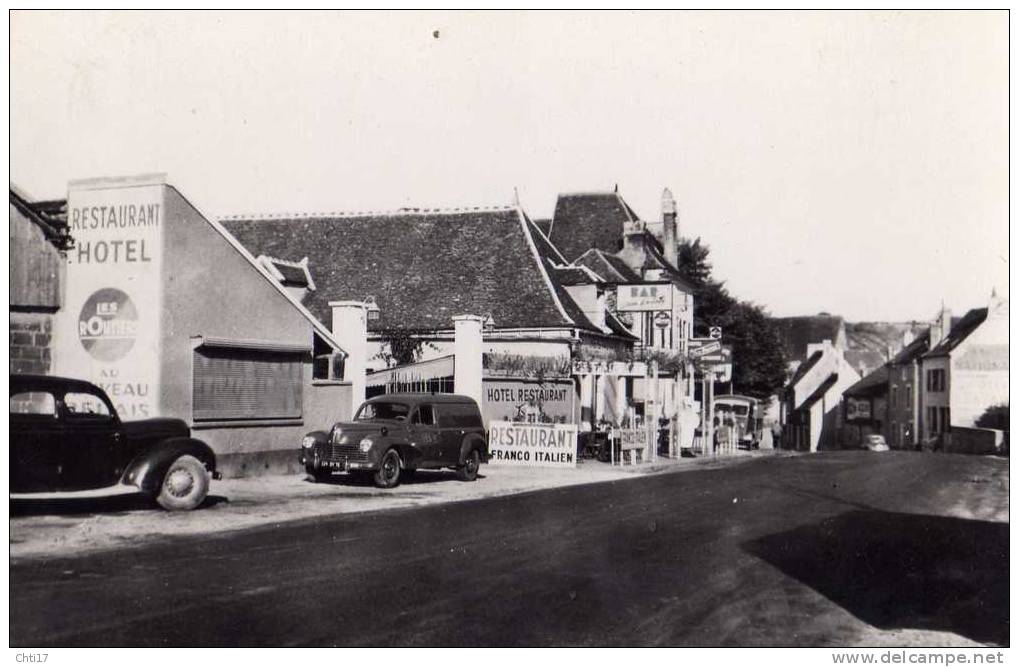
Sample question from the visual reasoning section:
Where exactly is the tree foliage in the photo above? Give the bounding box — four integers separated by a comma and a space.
975, 403, 1009, 431
372, 327, 435, 367
677, 237, 789, 399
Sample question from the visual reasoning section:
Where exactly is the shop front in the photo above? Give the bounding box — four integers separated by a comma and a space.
52, 174, 354, 477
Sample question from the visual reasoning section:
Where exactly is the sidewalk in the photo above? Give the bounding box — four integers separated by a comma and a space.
10, 450, 787, 561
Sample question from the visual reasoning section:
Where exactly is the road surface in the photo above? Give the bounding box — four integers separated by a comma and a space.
10, 451, 1008, 647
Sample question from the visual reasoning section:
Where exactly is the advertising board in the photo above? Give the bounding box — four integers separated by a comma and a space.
846, 397, 873, 421
54, 181, 165, 419
487, 421, 578, 468
615, 283, 672, 312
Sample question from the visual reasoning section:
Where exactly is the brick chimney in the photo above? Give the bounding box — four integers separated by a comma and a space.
661, 187, 678, 268
618, 219, 649, 271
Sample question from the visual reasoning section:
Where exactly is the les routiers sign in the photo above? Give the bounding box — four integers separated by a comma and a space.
54, 180, 166, 419
488, 421, 578, 468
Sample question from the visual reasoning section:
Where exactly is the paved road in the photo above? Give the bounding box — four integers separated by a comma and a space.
10, 452, 1008, 647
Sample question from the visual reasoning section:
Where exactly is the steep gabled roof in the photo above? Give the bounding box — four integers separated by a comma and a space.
888, 330, 930, 366
802, 373, 840, 409
573, 248, 641, 284
923, 308, 989, 358
774, 315, 846, 361
549, 191, 637, 262
843, 366, 889, 398
223, 207, 596, 334
521, 212, 634, 339
552, 265, 602, 286
787, 350, 824, 390
844, 349, 888, 377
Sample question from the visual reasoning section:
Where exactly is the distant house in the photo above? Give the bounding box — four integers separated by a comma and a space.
841, 364, 889, 446
920, 291, 1008, 447
884, 331, 930, 449
781, 339, 861, 452
9, 185, 72, 375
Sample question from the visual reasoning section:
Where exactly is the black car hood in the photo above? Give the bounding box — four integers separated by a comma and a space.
122, 417, 190, 441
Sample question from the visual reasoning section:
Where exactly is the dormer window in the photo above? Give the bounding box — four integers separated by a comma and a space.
258, 255, 316, 303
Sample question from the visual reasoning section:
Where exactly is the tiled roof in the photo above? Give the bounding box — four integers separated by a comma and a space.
533, 218, 552, 237
923, 308, 989, 358
774, 315, 845, 360
573, 249, 642, 284
553, 266, 600, 286
520, 212, 630, 337
888, 331, 930, 366
549, 192, 637, 262
222, 207, 595, 334
843, 366, 888, 398
9, 187, 72, 250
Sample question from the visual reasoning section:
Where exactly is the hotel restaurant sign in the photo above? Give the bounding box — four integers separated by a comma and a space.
55, 180, 165, 420
615, 283, 672, 312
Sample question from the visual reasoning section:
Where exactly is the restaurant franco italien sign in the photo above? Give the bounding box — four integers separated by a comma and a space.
615, 283, 672, 312
487, 421, 578, 468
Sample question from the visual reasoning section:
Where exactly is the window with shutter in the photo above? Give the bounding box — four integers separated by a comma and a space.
192, 346, 304, 422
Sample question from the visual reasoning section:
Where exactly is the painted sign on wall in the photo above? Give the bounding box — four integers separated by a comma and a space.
615, 283, 672, 311
55, 181, 165, 419
488, 421, 578, 467
846, 397, 872, 421
481, 379, 574, 425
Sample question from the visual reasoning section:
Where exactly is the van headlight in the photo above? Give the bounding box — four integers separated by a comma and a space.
302, 436, 317, 449
359, 437, 374, 452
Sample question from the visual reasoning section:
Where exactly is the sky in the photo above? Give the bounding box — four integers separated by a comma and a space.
10, 10, 1009, 322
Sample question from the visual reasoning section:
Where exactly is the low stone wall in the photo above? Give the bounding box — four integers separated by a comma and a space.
948, 426, 1005, 455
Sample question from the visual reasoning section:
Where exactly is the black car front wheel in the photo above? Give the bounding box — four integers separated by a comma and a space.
373, 449, 402, 488
156, 455, 210, 511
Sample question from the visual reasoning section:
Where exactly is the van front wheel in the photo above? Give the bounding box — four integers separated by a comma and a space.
457, 449, 480, 482
374, 449, 402, 488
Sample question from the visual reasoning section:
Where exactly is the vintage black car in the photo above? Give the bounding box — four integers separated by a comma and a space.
300, 393, 488, 488
10, 374, 219, 511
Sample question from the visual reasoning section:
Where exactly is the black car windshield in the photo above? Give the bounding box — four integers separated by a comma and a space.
355, 401, 411, 421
